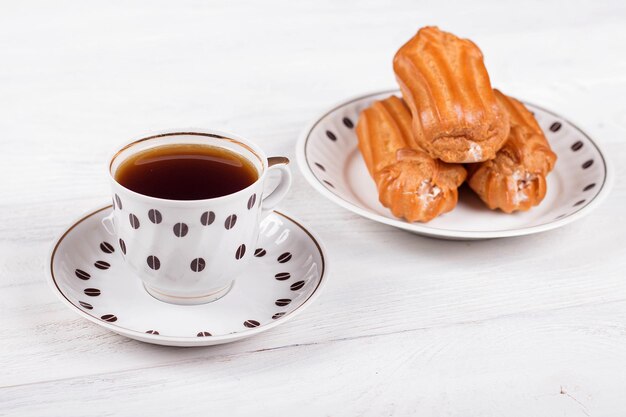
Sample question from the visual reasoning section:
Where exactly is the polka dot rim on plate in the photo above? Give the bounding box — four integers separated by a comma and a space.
296, 89, 613, 240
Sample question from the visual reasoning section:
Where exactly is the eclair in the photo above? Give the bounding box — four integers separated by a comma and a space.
393, 26, 510, 163
357, 95, 467, 222
466, 90, 557, 213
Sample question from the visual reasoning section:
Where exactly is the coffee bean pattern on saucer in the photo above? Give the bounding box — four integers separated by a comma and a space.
326, 130, 337, 141
235, 244, 246, 260
50, 206, 328, 344
571, 141, 583, 151
190, 258, 206, 272
584, 183, 596, 191
224, 214, 237, 229
100, 242, 115, 253
84, 288, 100, 296
275, 272, 290, 281
550, 122, 562, 132
101, 314, 117, 323
582, 159, 594, 169
201, 211, 215, 226
129, 213, 140, 229
277, 252, 292, 263
147, 255, 161, 270
94, 260, 110, 270
173, 222, 189, 237
148, 209, 163, 224
79, 301, 93, 310
574, 200, 586, 206
247, 194, 257, 210
343, 117, 354, 128
75, 269, 90, 280
290, 281, 305, 291
314, 162, 326, 172
115, 194, 123, 210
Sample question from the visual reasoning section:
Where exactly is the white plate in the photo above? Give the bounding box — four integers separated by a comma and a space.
297, 89, 613, 240
47, 205, 328, 346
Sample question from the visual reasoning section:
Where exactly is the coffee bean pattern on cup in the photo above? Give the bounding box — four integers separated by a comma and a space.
115, 194, 123, 210
247, 194, 257, 210
200, 211, 215, 226
147, 256, 161, 270
104, 132, 293, 305
173, 222, 189, 237
190, 258, 206, 272
129, 213, 140, 229
224, 214, 237, 230
148, 209, 163, 224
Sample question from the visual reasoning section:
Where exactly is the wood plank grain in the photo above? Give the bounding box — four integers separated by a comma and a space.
3, 301, 626, 416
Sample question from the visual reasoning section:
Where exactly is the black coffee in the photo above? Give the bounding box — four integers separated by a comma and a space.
115, 144, 258, 200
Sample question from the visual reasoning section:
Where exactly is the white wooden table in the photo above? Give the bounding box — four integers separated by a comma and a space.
1, 1, 625, 415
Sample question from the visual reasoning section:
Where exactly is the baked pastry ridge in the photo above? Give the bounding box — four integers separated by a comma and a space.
466, 89, 557, 213
393, 26, 510, 163
356, 95, 467, 222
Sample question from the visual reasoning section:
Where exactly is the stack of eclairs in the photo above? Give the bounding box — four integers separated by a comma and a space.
356, 27, 557, 222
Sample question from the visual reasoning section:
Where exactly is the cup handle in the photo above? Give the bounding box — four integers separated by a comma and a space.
261, 157, 292, 218
102, 212, 116, 236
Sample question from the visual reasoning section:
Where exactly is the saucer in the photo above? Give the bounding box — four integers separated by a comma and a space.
297, 89, 613, 240
47, 205, 328, 346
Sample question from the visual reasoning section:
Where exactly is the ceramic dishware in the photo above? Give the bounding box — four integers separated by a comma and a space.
105, 130, 291, 304
297, 90, 613, 240
47, 205, 328, 346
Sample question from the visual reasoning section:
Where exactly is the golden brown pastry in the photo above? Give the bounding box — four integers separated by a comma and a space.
466, 90, 557, 213
357, 95, 467, 222
393, 26, 510, 163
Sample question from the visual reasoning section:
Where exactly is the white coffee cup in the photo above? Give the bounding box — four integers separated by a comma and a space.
103, 130, 291, 305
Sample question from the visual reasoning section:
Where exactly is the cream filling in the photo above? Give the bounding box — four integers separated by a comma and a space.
510, 170, 535, 205
400, 179, 442, 209
467, 142, 483, 161
416, 179, 441, 207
